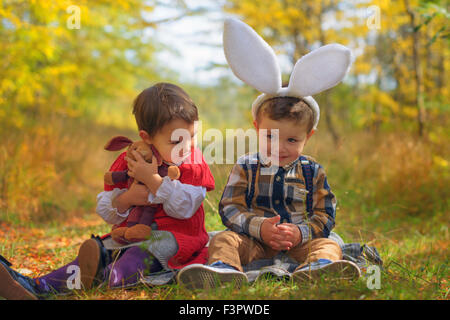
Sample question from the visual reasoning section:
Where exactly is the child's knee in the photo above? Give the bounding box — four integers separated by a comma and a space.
209, 231, 241, 250
311, 238, 342, 259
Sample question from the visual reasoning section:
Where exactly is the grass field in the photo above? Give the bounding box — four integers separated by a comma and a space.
0, 120, 448, 300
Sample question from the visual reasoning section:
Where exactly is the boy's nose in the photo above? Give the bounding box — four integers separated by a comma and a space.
278, 142, 288, 154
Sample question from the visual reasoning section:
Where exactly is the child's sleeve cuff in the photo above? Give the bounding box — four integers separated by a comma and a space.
249, 216, 266, 241
298, 224, 311, 244
96, 188, 130, 224
147, 176, 171, 204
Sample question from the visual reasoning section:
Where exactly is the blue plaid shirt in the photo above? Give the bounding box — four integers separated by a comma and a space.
219, 153, 337, 244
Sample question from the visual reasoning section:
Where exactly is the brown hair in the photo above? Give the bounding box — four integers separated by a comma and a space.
257, 97, 314, 133
133, 83, 198, 137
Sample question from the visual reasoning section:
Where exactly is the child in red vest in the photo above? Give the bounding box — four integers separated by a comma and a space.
0, 83, 214, 299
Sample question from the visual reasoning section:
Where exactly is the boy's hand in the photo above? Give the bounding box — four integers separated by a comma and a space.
112, 183, 150, 213
126, 150, 163, 195
126, 183, 151, 206
261, 216, 294, 251
276, 223, 302, 250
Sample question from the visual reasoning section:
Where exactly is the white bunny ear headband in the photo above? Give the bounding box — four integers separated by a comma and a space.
223, 18, 354, 130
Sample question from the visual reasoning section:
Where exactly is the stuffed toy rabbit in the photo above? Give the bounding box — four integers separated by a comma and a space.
223, 18, 354, 129
104, 136, 180, 244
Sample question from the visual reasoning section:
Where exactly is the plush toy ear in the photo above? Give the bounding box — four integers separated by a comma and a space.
287, 43, 353, 97
150, 144, 163, 166
223, 18, 281, 95
104, 136, 133, 151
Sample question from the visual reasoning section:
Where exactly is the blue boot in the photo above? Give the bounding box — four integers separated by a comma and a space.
0, 255, 39, 300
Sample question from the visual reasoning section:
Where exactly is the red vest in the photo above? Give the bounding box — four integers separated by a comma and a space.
103, 147, 215, 269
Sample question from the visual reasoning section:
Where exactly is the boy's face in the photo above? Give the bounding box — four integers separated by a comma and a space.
139, 118, 196, 165
254, 114, 314, 167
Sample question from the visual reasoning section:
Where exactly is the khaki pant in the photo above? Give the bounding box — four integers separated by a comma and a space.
208, 231, 342, 272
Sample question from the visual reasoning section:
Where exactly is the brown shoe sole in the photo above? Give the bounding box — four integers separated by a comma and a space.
0, 263, 38, 300
78, 238, 101, 290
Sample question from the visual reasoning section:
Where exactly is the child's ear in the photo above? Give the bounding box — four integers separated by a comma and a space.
253, 120, 259, 130
306, 129, 315, 140
139, 130, 152, 144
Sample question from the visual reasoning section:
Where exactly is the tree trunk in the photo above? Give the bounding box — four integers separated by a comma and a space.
318, 0, 340, 145
323, 92, 340, 145
437, 40, 445, 94
405, 0, 426, 137
372, 71, 382, 133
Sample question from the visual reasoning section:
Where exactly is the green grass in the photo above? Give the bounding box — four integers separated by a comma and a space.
1, 164, 447, 300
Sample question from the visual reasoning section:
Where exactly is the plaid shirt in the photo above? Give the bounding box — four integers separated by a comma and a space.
219, 153, 337, 245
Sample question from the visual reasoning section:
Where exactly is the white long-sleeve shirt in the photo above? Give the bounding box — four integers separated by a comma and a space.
96, 176, 206, 225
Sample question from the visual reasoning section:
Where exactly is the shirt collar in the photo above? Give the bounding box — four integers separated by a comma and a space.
258, 152, 301, 171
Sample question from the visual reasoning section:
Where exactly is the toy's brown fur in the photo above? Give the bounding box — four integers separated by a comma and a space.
103, 136, 180, 244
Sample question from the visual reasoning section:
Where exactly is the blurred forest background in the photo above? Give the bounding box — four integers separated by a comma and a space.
0, 0, 448, 299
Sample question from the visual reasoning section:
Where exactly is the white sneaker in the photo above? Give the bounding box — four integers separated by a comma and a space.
176, 262, 248, 290
292, 259, 361, 283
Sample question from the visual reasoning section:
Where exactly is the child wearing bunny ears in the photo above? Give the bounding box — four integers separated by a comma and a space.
177, 18, 361, 289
